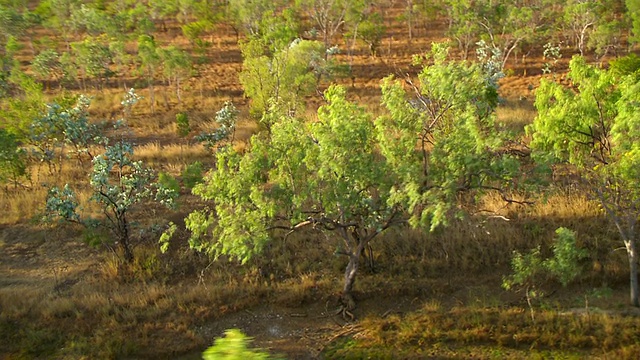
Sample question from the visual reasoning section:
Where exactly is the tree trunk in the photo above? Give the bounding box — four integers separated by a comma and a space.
627, 238, 639, 307
342, 240, 366, 311
118, 212, 134, 263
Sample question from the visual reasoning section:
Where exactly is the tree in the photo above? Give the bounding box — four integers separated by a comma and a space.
31, 49, 63, 86
46, 142, 177, 263
186, 85, 404, 311
297, 0, 347, 50
158, 46, 192, 105
45, 90, 178, 263
137, 35, 161, 113
184, 46, 519, 311
563, 0, 598, 56
239, 38, 325, 123
226, 0, 277, 37
0, 128, 26, 189
28, 94, 103, 176
376, 44, 519, 231
528, 55, 640, 306
440, 0, 482, 59
71, 37, 114, 90
503, 227, 588, 321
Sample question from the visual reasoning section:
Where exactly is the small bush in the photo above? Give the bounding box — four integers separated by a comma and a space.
181, 161, 204, 190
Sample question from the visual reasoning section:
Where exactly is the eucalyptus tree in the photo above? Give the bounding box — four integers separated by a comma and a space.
183, 45, 520, 311
563, 0, 599, 55
528, 55, 640, 306
45, 90, 178, 264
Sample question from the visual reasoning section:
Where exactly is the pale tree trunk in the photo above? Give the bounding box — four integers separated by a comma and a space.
598, 189, 640, 307
626, 238, 639, 307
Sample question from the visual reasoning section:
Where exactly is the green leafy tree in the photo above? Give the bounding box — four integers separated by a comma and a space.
503, 227, 588, 321
158, 46, 192, 104
0, 128, 26, 189
28, 94, 104, 176
137, 35, 161, 113
186, 85, 404, 310
31, 49, 62, 85
195, 101, 238, 151
440, 0, 482, 59
0, 70, 45, 140
528, 55, 640, 306
184, 48, 518, 310
239, 38, 325, 124
563, 0, 598, 56
35, 0, 80, 50
376, 44, 519, 231
71, 37, 114, 90
297, 0, 347, 50
226, 0, 277, 37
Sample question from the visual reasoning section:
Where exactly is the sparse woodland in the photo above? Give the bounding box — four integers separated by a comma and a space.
2, 0, 640, 358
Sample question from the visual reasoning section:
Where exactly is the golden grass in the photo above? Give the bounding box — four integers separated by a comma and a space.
324, 302, 640, 359
134, 142, 210, 168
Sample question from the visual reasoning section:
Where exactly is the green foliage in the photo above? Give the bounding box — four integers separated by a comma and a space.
71, 37, 114, 86
528, 57, 640, 305
626, 0, 640, 43
181, 161, 204, 190
29, 94, 104, 173
356, 12, 385, 56
158, 172, 180, 195
377, 44, 516, 230
175, 112, 190, 138
609, 53, 640, 79
31, 49, 62, 81
0, 128, 26, 186
542, 42, 561, 74
188, 85, 398, 265
227, 0, 278, 36
47, 141, 178, 262
203, 329, 276, 359
503, 227, 587, 309
502, 246, 544, 293
0, 69, 45, 139
545, 227, 588, 286
158, 221, 176, 254
239, 38, 326, 120
528, 56, 618, 167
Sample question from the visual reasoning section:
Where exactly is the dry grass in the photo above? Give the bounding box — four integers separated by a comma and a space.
323, 300, 640, 359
